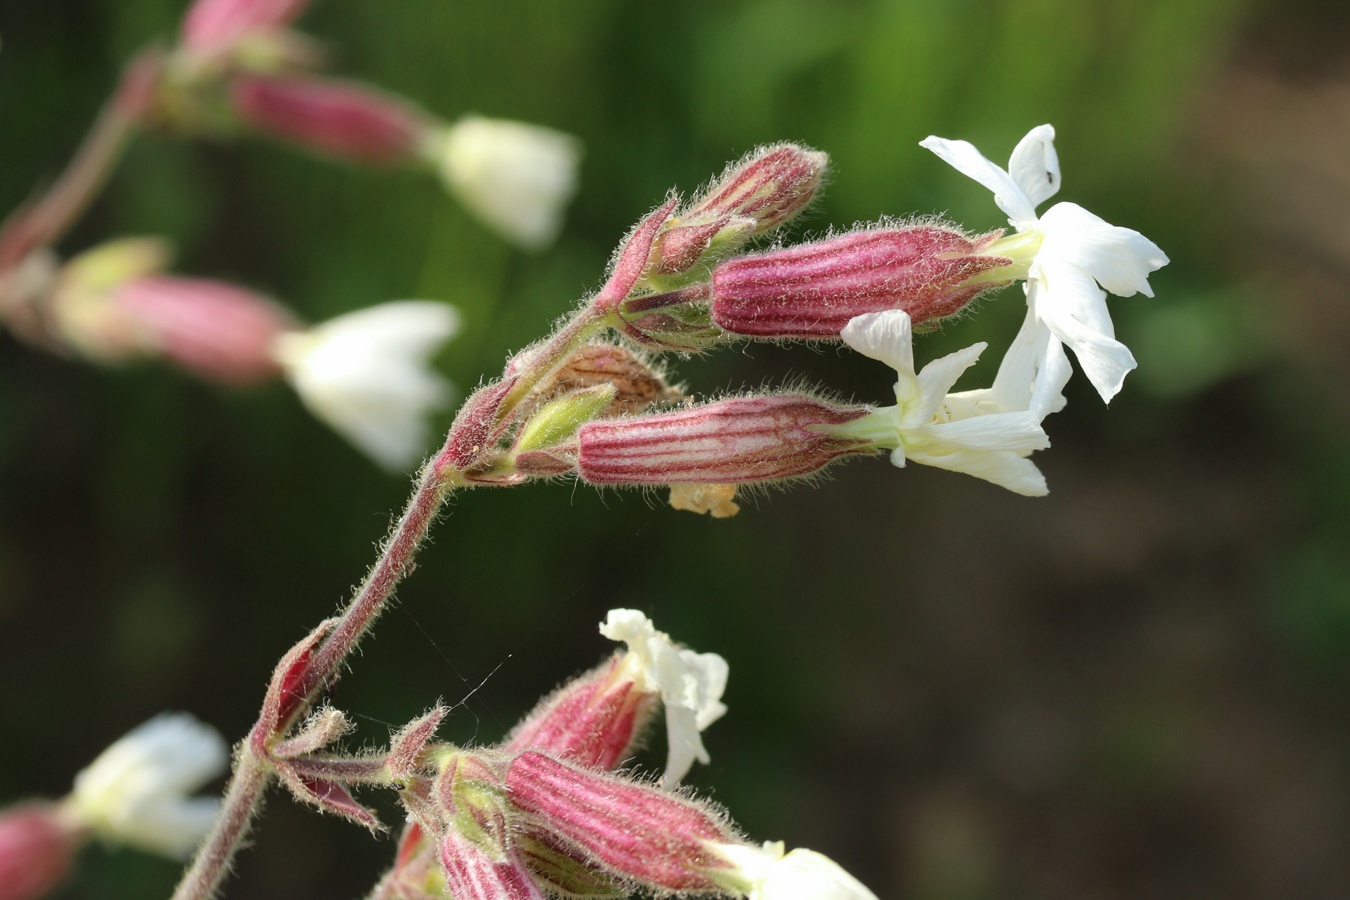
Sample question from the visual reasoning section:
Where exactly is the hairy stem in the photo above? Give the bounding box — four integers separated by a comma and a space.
173, 298, 615, 898
0, 99, 136, 271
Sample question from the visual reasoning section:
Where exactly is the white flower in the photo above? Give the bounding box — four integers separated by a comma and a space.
68, 713, 228, 860
599, 609, 729, 788
715, 842, 879, 900
434, 115, 582, 250
274, 301, 460, 471
920, 124, 1168, 403
839, 309, 1054, 496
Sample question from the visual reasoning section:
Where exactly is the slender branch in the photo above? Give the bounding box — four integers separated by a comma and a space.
170, 748, 269, 900
0, 99, 136, 271
173, 301, 611, 899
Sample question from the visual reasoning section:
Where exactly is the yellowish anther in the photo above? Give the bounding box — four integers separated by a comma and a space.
668, 483, 740, 518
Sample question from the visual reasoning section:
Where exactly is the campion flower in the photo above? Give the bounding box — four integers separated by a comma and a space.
67, 714, 228, 860
599, 609, 729, 787
273, 300, 460, 471
833, 309, 1058, 496
921, 124, 1168, 403
427, 115, 583, 250
714, 841, 880, 900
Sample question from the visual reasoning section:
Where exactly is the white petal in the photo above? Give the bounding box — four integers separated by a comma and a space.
1028, 335, 1072, 418
928, 410, 1050, 454
907, 445, 1050, 496
910, 341, 986, 423
439, 116, 583, 250
1038, 202, 1168, 298
275, 301, 459, 470
920, 134, 1037, 227
1035, 261, 1137, 402
840, 310, 915, 379
1007, 124, 1060, 210
70, 714, 228, 860
716, 842, 879, 900
599, 609, 728, 787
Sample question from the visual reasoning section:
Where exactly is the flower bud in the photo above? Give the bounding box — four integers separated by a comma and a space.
231, 76, 429, 165
181, 0, 311, 54
0, 804, 79, 900
710, 225, 1011, 339
686, 144, 827, 237
503, 655, 658, 771
577, 395, 871, 485
505, 751, 734, 893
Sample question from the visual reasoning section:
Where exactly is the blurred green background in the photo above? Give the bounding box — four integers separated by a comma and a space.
4, 0, 1350, 897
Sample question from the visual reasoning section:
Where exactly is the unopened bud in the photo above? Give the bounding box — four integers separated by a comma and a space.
687, 144, 827, 237
181, 0, 312, 54
577, 395, 871, 485
503, 655, 658, 771
710, 225, 1012, 339
0, 804, 79, 900
231, 76, 429, 165
645, 145, 826, 282
505, 751, 734, 893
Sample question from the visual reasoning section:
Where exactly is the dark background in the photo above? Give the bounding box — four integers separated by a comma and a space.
3, 0, 1350, 897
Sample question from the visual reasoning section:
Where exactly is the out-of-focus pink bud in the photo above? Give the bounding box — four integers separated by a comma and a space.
231, 76, 429, 165
505, 751, 734, 893
710, 226, 1012, 339
110, 276, 295, 384
577, 395, 871, 485
0, 804, 79, 900
181, 0, 311, 53
503, 655, 657, 771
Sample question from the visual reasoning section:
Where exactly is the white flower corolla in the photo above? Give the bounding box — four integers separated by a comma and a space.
920, 124, 1169, 403
67, 713, 228, 860
838, 309, 1053, 497
433, 115, 582, 251
715, 842, 880, 900
599, 609, 729, 788
273, 301, 459, 471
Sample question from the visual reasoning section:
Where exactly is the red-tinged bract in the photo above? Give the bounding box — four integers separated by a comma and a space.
711, 226, 1012, 338
181, 0, 312, 53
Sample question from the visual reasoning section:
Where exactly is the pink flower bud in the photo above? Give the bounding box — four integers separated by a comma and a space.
503, 655, 657, 771
505, 751, 734, 892
181, 0, 311, 53
439, 827, 546, 900
112, 276, 295, 384
687, 144, 827, 236
231, 76, 429, 165
0, 804, 79, 900
577, 395, 871, 485
710, 226, 1012, 339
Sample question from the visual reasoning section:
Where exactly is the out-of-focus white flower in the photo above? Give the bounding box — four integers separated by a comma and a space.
714, 841, 879, 900
431, 115, 582, 250
273, 301, 459, 471
920, 124, 1168, 403
837, 309, 1054, 496
599, 609, 728, 787
67, 713, 228, 860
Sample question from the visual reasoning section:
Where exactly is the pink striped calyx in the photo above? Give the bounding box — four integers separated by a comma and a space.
577, 394, 872, 486
710, 224, 1013, 339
